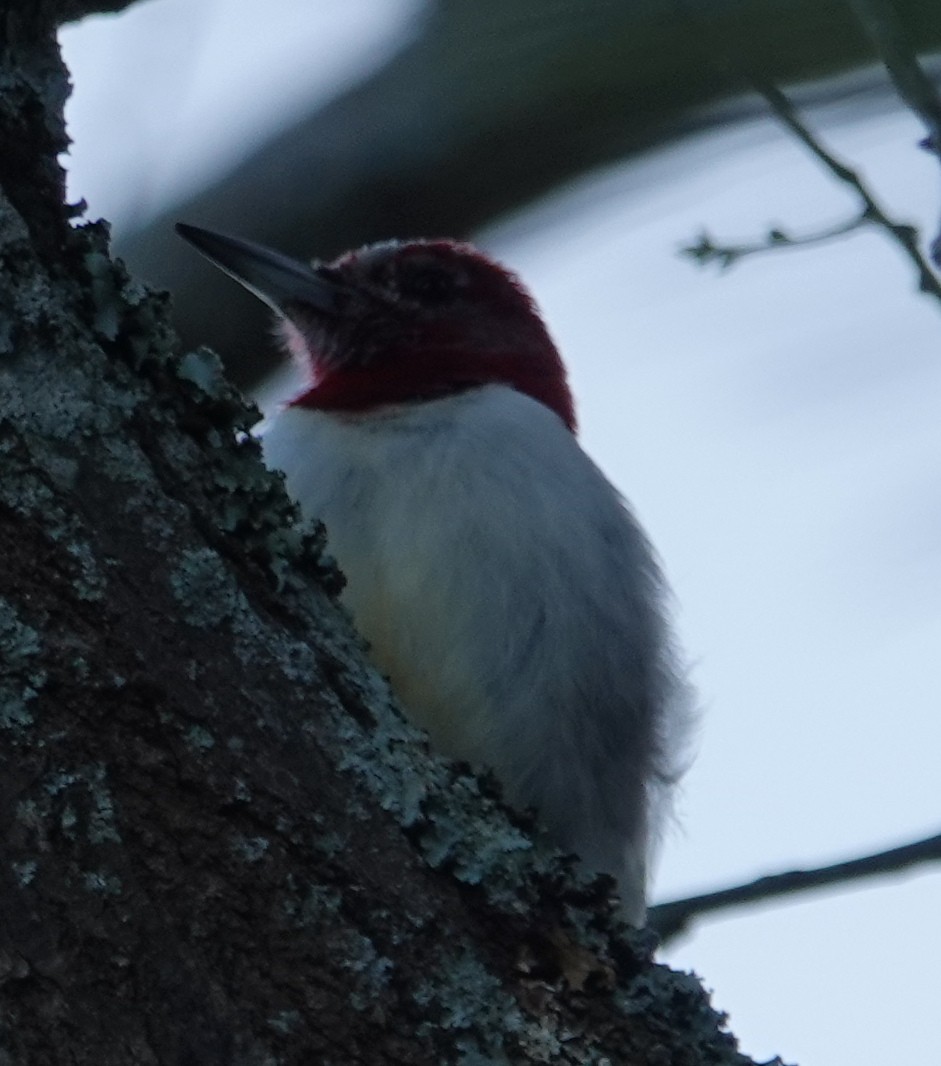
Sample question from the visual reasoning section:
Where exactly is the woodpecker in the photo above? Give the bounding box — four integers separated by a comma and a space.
176, 223, 689, 924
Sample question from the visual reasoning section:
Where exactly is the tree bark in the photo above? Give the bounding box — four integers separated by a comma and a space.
1, 7, 774, 1064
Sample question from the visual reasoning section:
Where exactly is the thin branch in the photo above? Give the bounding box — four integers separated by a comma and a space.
649, 830, 941, 943
675, 0, 941, 307
738, 74, 941, 304
682, 211, 868, 269
848, 0, 941, 264
690, 73, 941, 307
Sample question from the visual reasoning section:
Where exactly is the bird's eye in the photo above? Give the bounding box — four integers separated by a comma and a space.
397, 260, 459, 305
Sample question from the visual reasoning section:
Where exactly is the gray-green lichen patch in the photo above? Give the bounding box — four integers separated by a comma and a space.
9, 351, 137, 446
0, 596, 45, 731
454, 1046, 513, 1066
413, 950, 513, 1035
64, 537, 107, 602
169, 546, 244, 627
615, 965, 755, 1066
176, 346, 228, 397
185, 724, 216, 752
43, 770, 77, 796
231, 604, 276, 670
230, 777, 251, 802
327, 675, 563, 913
0, 695, 38, 731
0, 451, 108, 604
411, 948, 572, 1064
0, 191, 30, 249
15, 798, 40, 828
330, 683, 433, 822
280, 879, 342, 928
0, 597, 41, 658
84, 249, 121, 340
60, 803, 78, 838
97, 436, 161, 487
19, 764, 123, 850
84, 763, 122, 845
83, 870, 122, 896
313, 829, 350, 859
267, 1010, 302, 1036
0, 266, 52, 343
275, 638, 321, 686
418, 774, 534, 887
11, 859, 37, 887
297, 884, 342, 923
343, 931, 394, 1012
232, 835, 269, 863
84, 248, 129, 342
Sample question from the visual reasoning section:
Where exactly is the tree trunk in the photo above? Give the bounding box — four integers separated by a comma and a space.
0, 7, 770, 1064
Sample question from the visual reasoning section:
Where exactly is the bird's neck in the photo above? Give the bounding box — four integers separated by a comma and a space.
287, 346, 577, 433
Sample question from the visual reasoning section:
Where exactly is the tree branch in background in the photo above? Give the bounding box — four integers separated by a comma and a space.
848, 0, 941, 264
650, 830, 941, 944
682, 212, 869, 269
682, 74, 941, 306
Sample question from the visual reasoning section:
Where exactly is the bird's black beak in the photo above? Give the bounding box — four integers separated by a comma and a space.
175, 223, 348, 317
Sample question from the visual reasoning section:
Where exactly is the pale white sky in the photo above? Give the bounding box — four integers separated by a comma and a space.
62, 5, 941, 1064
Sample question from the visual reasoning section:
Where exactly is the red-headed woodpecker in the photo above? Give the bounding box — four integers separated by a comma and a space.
177, 223, 690, 924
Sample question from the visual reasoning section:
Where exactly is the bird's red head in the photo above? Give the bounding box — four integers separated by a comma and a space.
175, 227, 576, 432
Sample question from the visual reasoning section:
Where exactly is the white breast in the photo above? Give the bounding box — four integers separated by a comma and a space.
262, 384, 686, 923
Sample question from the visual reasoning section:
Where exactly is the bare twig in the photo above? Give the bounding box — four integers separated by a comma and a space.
649, 830, 941, 943
682, 212, 868, 269
848, 0, 941, 264
684, 73, 941, 306
683, 75, 941, 305
756, 75, 941, 301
